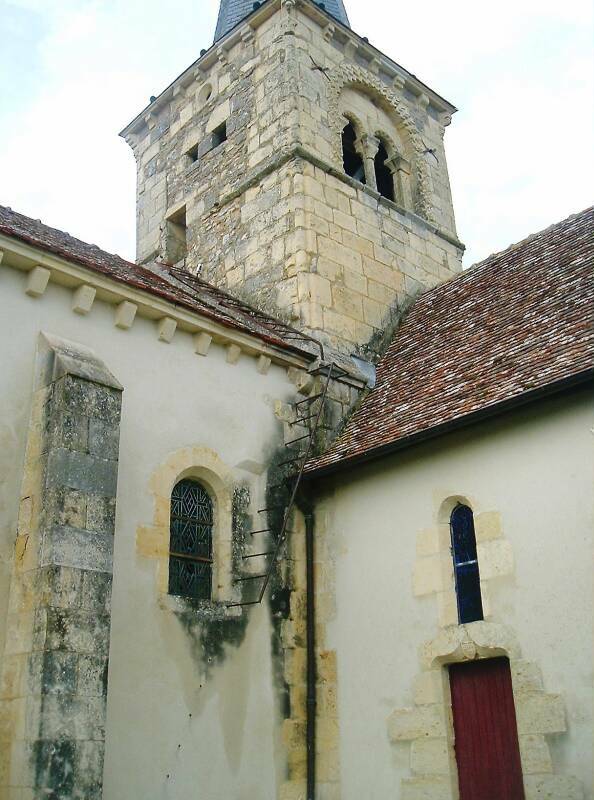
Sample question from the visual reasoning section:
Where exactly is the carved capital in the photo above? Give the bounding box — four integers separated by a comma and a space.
327, 62, 435, 220
356, 133, 380, 160
386, 155, 410, 175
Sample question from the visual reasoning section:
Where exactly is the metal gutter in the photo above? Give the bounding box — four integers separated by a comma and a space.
303, 369, 594, 481
304, 508, 317, 800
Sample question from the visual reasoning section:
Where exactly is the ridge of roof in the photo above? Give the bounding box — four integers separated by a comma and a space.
305, 205, 594, 476
0, 204, 317, 359
467, 206, 594, 271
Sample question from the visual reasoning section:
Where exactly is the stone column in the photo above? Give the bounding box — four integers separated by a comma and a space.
355, 134, 380, 191
0, 334, 122, 799
387, 154, 413, 210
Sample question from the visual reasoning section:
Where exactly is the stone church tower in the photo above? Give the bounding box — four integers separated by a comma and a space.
121, 0, 464, 353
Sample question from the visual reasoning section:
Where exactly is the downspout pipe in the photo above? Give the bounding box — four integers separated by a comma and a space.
304, 507, 317, 800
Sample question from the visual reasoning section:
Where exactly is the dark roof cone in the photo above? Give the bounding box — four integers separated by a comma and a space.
214, 0, 350, 42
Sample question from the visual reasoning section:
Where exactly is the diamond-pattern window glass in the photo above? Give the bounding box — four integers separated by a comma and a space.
169, 479, 213, 600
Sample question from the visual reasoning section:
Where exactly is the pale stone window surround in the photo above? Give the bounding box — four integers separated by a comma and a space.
162, 203, 187, 266
413, 495, 517, 627
136, 446, 236, 606
338, 92, 415, 211
355, 133, 380, 191
341, 114, 411, 209
387, 623, 584, 800
328, 62, 433, 220
373, 127, 413, 209
340, 112, 366, 184
399, 497, 584, 799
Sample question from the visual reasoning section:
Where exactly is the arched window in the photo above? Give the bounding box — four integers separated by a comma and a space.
342, 121, 365, 183
450, 504, 483, 624
169, 479, 213, 600
374, 139, 395, 201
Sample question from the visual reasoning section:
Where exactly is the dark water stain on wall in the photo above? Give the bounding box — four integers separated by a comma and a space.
263, 442, 300, 723
171, 483, 253, 677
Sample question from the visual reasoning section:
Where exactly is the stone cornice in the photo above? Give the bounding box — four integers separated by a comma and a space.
0, 233, 315, 371
210, 144, 465, 252
120, 0, 456, 142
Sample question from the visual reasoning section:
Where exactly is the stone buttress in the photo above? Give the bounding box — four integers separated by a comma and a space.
0, 334, 122, 799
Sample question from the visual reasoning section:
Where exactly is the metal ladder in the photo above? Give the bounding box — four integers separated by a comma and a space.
227, 363, 343, 608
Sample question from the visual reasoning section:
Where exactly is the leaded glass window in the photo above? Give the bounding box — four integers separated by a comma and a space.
450, 504, 483, 624
169, 479, 213, 600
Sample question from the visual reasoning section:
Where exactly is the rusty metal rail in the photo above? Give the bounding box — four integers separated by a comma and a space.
227, 363, 342, 608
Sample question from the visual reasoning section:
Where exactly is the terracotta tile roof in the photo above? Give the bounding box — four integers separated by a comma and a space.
0, 205, 317, 359
307, 206, 594, 475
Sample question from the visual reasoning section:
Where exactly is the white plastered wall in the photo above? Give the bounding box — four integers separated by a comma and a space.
316, 390, 593, 800
0, 264, 300, 799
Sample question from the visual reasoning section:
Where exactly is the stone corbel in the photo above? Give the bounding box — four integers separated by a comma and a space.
439, 112, 453, 140
216, 46, 229, 68
367, 57, 381, 75
281, 0, 299, 32
143, 111, 158, 131
392, 74, 405, 91
240, 24, 255, 45
355, 133, 380, 190
344, 40, 358, 60
323, 23, 336, 42
417, 92, 430, 110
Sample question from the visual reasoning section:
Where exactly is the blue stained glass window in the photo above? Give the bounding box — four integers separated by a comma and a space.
169, 479, 213, 601
450, 504, 483, 624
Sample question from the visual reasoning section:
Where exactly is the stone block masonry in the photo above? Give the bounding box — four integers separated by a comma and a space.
0, 334, 122, 799
123, 1, 464, 354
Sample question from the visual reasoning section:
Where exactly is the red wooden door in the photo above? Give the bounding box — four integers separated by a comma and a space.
449, 657, 525, 800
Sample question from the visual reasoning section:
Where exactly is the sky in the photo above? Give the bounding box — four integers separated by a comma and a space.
0, 0, 592, 267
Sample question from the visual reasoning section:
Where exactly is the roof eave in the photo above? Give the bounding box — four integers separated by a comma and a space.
304, 368, 594, 481
0, 228, 318, 363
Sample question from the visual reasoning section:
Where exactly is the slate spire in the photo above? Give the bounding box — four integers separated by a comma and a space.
214, 0, 350, 43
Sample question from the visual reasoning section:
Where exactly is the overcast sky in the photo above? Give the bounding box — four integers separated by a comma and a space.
1, 0, 592, 266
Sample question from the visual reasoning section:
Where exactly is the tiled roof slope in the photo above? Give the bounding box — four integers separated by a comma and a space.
0, 205, 316, 358
306, 207, 594, 475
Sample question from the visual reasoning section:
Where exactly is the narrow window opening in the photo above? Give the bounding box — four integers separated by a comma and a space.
212, 121, 227, 148
186, 143, 199, 164
342, 122, 365, 183
164, 205, 187, 265
169, 479, 213, 601
374, 140, 395, 201
450, 504, 483, 624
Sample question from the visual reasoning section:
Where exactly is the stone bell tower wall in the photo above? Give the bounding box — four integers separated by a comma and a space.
122, 0, 464, 353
